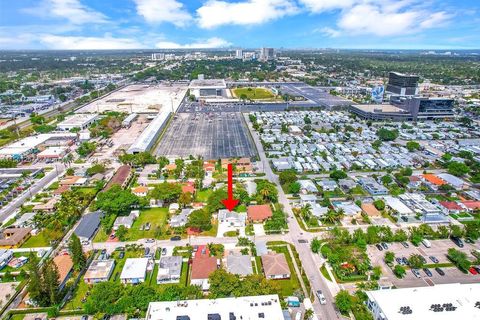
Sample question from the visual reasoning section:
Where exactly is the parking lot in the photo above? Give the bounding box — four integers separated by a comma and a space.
277, 83, 352, 109
155, 112, 257, 160
368, 239, 480, 288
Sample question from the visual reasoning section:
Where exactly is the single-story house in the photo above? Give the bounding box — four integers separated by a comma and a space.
170, 209, 192, 228
33, 198, 59, 212
157, 256, 183, 284
226, 255, 253, 276
218, 210, 246, 227
298, 180, 318, 193
462, 201, 480, 211
437, 173, 469, 190
310, 204, 329, 218
190, 245, 218, 290
261, 253, 290, 280
334, 201, 362, 217
361, 203, 381, 217
113, 210, 140, 230
53, 254, 73, 290
84, 259, 115, 284
182, 182, 196, 194
338, 179, 357, 191
60, 176, 87, 186
132, 186, 149, 197
74, 211, 104, 242
0, 228, 32, 248
120, 258, 149, 284
300, 194, 317, 206
247, 204, 273, 222
317, 179, 337, 192
439, 201, 464, 214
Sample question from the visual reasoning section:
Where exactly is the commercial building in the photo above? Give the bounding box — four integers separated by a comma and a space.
188, 79, 227, 99
151, 53, 165, 61
0, 133, 76, 160
120, 258, 149, 284
127, 112, 171, 154
386, 72, 419, 96
36, 146, 68, 160
105, 165, 132, 190
350, 96, 454, 121
260, 47, 275, 61
235, 49, 243, 59
145, 294, 284, 320
84, 259, 115, 283
157, 256, 182, 284
365, 283, 480, 320
57, 113, 99, 131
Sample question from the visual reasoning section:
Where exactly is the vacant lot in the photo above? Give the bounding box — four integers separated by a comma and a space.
232, 87, 275, 100
155, 112, 257, 160
127, 208, 169, 240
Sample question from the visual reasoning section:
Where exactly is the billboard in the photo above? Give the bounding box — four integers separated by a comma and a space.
371, 86, 384, 103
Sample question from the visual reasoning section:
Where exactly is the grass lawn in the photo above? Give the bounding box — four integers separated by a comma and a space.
268, 245, 301, 297
200, 221, 218, 237
21, 231, 50, 248
64, 279, 90, 310
126, 207, 169, 240
254, 256, 263, 274
195, 189, 213, 203
232, 87, 276, 100
235, 204, 247, 212
9, 315, 24, 320
320, 264, 332, 281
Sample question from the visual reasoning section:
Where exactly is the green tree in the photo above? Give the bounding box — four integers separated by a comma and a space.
178, 192, 193, 207
187, 209, 212, 231
384, 251, 395, 264
68, 234, 86, 271
406, 141, 420, 152
335, 290, 353, 314
207, 188, 228, 213
330, 170, 347, 181
310, 237, 322, 253
447, 161, 470, 177
77, 141, 96, 157
150, 183, 182, 203
84, 282, 125, 314
393, 265, 406, 278
373, 199, 385, 211
288, 182, 301, 194
279, 170, 297, 186
408, 254, 425, 269
26, 252, 42, 306
95, 185, 139, 215
115, 225, 128, 241
376, 128, 399, 141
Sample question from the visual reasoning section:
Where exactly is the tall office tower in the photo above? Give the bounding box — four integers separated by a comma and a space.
151, 53, 165, 61
235, 49, 243, 59
386, 72, 419, 95
260, 47, 275, 61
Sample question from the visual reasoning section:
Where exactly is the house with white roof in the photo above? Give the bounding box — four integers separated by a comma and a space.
120, 258, 149, 284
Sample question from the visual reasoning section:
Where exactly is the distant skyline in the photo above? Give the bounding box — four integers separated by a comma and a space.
1, 0, 479, 50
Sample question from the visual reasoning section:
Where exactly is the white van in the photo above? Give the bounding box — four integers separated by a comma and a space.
422, 239, 431, 248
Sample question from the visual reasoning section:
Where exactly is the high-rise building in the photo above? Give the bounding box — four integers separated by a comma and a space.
386, 72, 419, 95
151, 53, 165, 61
235, 49, 243, 59
260, 47, 275, 61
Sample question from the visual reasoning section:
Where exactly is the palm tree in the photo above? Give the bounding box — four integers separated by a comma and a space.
322, 209, 338, 225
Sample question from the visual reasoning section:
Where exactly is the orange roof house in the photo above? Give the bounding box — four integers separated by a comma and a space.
53, 254, 73, 289
132, 186, 149, 196
203, 162, 215, 172
422, 174, 446, 186
462, 201, 480, 210
261, 253, 290, 279
361, 203, 381, 217
164, 163, 177, 171
247, 204, 273, 222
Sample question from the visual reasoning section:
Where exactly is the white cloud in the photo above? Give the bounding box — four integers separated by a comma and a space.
155, 37, 231, 49
311, 1, 453, 37
299, 0, 356, 12
39, 35, 144, 49
197, 0, 298, 29
134, 0, 192, 27
24, 0, 108, 25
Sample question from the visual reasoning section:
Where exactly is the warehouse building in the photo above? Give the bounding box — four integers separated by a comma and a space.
57, 113, 99, 131
127, 112, 171, 154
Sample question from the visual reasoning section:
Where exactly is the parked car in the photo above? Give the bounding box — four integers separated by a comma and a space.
429, 256, 439, 264
396, 257, 403, 265
145, 238, 155, 243
376, 244, 383, 251
420, 256, 427, 264
473, 266, 480, 273
435, 267, 445, 276
401, 216, 408, 222
465, 238, 475, 244
161, 248, 167, 256
401, 242, 409, 248
450, 236, 464, 248
423, 268, 433, 277
381, 242, 388, 250
170, 236, 181, 241
421, 239, 431, 248
412, 269, 421, 278
144, 223, 151, 231
469, 267, 478, 275
316, 290, 326, 305
193, 245, 198, 252
118, 252, 125, 259
402, 257, 409, 265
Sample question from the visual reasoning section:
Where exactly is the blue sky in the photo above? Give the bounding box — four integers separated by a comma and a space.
0, 0, 479, 50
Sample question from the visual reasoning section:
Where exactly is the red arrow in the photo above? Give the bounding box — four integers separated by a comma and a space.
221, 163, 239, 211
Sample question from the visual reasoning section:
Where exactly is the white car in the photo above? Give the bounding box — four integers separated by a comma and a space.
316, 290, 326, 305
295, 311, 302, 320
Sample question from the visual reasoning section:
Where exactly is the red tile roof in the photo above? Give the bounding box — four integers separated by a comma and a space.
105, 165, 131, 190
422, 174, 446, 186
439, 201, 463, 211
191, 246, 217, 280
462, 201, 480, 210
247, 204, 273, 221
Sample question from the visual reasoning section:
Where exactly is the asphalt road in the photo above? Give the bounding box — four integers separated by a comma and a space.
0, 163, 65, 223
244, 114, 343, 320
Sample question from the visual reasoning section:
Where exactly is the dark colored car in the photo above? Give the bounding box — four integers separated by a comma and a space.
401, 242, 409, 248
435, 267, 445, 276
170, 236, 181, 241
429, 256, 439, 264
450, 236, 464, 248
423, 268, 433, 277
396, 257, 403, 265
119, 252, 125, 259
402, 257, 409, 265
381, 242, 388, 250
376, 244, 383, 251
